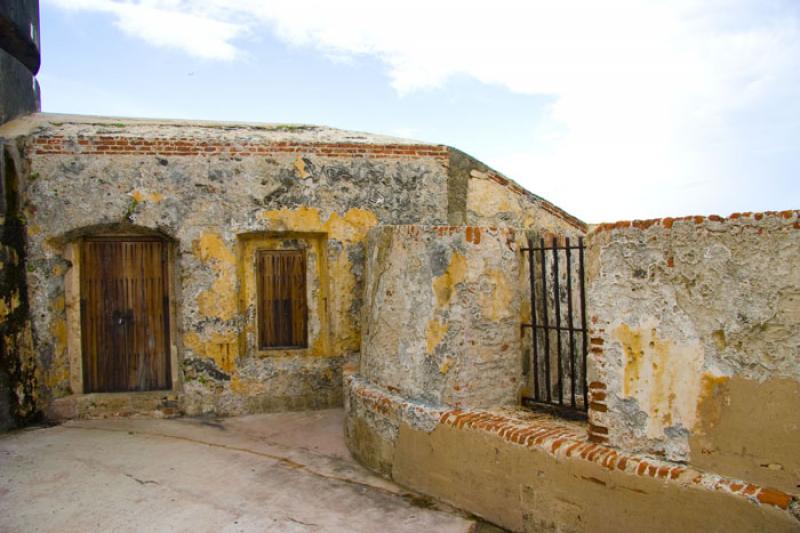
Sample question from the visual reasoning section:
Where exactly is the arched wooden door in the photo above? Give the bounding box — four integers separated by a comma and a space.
80, 237, 171, 392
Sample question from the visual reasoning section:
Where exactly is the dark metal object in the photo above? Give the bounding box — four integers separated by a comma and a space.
0, 9, 40, 74
579, 237, 588, 410
526, 237, 539, 398
565, 237, 577, 408
520, 235, 588, 418
539, 238, 551, 403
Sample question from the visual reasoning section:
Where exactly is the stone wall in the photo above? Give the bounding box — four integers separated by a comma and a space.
0, 113, 583, 419
0, 138, 38, 430
361, 225, 522, 409
585, 211, 800, 493
345, 213, 800, 531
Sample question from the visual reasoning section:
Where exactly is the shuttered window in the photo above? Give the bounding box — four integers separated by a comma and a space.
256, 250, 308, 349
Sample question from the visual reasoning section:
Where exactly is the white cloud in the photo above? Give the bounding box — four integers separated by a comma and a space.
46, 0, 244, 59
45, 0, 800, 221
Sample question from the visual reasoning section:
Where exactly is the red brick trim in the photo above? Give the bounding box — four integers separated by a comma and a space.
30, 135, 450, 160
591, 210, 799, 235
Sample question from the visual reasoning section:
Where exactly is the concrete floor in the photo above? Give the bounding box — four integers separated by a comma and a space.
0, 409, 485, 532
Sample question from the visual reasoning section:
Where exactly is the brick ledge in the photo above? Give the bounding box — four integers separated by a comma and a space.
348, 376, 798, 515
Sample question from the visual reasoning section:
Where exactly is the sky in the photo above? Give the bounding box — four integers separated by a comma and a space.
38, 0, 800, 223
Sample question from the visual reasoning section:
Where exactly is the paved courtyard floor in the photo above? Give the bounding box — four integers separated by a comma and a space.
0, 409, 488, 532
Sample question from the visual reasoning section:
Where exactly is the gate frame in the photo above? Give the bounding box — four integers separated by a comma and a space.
521, 234, 589, 421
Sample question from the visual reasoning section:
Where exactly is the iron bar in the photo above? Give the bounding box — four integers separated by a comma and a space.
578, 236, 588, 411
539, 238, 551, 403
552, 237, 563, 404
522, 324, 584, 332
521, 245, 584, 252
527, 237, 540, 399
565, 237, 577, 408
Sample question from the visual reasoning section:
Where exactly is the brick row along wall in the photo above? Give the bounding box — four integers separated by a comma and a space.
31, 135, 450, 159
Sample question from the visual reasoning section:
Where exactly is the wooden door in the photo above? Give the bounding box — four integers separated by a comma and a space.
80, 237, 171, 392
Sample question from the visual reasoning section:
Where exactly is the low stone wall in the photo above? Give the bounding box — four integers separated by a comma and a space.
345, 376, 799, 532
585, 210, 800, 494
345, 216, 800, 531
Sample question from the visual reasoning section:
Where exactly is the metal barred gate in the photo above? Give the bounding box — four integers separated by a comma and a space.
521, 235, 588, 419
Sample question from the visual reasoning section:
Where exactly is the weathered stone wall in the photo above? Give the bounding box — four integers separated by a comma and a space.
586, 211, 800, 494
361, 225, 521, 409
0, 114, 583, 419
0, 138, 38, 430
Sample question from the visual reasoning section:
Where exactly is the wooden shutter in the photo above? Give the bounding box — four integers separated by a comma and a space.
80, 237, 171, 392
256, 250, 307, 349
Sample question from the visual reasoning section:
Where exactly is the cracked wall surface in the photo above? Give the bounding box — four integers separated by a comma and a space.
586, 211, 800, 493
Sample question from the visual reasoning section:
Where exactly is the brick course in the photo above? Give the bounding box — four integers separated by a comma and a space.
31, 135, 450, 160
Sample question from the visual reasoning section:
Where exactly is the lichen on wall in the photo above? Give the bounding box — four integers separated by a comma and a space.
0, 138, 39, 429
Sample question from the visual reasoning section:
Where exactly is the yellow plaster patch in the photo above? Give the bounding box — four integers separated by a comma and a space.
259, 206, 377, 243
433, 252, 467, 307
439, 357, 455, 375
260, 205, 324, 231
184, 331, 239, 374
294, 155, 310, 179
51, 295, 65, 313
49, 318, 68, 377
614, 321, 704, 438
426, 319, 448, 354
479, 269, 513, 321
194, 232, 236, 265
468, 178, 515, 218
193, 232, 237, 321
130, 190, 164, 203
